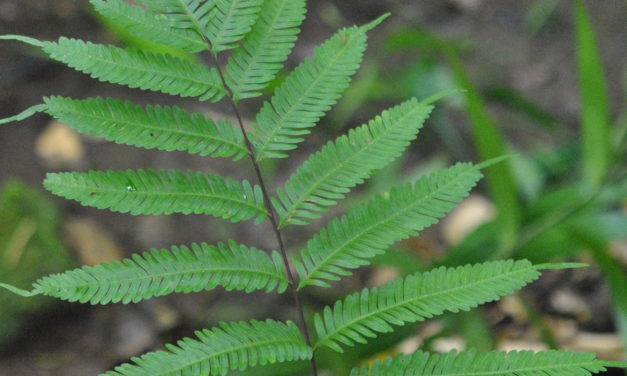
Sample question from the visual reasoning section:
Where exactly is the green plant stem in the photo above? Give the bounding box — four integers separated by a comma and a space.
207, 52, 318, 376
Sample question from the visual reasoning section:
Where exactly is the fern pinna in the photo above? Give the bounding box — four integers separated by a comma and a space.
0, 1, 624, 375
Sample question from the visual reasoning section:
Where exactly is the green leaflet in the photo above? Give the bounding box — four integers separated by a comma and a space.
204, 0, 263, 53
43, 96, 248, 160
138, 0, 263, 54
314, 260, 543, 353
351, 349, 622, 376
294, 162, 482, 289
90, 0, 207, 53
137, 0, 215, 32
226, 0, 307, 101
105, 319, 312, 376
252, 22, 370, 161
273, 97, 434, 228
19, 35, 226, 101
43, 169, 267, 223
29, 241, 287, 304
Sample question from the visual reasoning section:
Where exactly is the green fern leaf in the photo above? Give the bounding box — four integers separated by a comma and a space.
105, 319, 312, 375
90, 0, 207, 53
3, 35, 226, 101
274, 97, 434, 228
351, 349, 621, 376
251, 23, 370, 161
137, 0, 214, 33
226, 0, 306, 101
294, 162, 482, 289
29, 241, 288, 304
204, 0, 263, 53
138, 0, 262, 53
43, 169, 267, 223
43, 96, 248, 160
314, 260, 546, 353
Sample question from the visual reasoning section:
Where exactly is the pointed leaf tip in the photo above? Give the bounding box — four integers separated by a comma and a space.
0, 34, 43, 47
361, 13, 391, 32
422, 88, 465, 105
475, 154, 518, 170
0, 282, 38, 297
536, 262, 589, 270
0, 104, 47, 125
604, 360, 627, 368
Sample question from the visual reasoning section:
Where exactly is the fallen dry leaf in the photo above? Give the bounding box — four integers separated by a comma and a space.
63, 217, 123, 266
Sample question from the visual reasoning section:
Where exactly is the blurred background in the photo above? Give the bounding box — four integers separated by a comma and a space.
0, 0, 625, 374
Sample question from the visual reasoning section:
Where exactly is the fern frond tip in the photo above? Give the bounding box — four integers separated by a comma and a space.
361, 13, 391, 32
604, 360, 627, 368
536, 262, 589, 270
475, 154, 516, 170
0, 104, 48, 125
0, 282, 39, 297
0, 34, 43, 47
422, 88, 465, 105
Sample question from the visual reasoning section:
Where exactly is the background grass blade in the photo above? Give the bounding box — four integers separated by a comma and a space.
575, 0, 612, 189
444, 45, 521, 251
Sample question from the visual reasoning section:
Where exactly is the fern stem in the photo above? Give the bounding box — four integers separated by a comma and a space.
207, 49, 318, 376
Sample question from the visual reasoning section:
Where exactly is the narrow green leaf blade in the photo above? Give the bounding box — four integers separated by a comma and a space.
445, 46, 521, 250
314, 260, 550, 353
105, 319, 312, 376
575, 0, 611, 188
274, 97, 434, 228
36, 36, 225, 101
295, 162, 482, 290
226, 0, 306, 101
43, 169, 267, 223
351, 349, 619, 375
32, 241, 288, 305
90, 0, 207, 53
253, 22, 373, 161
43, 96, 248, 160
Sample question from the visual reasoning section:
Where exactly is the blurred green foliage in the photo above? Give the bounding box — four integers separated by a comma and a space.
329, 0, 626, 364
0, 181, 73, 344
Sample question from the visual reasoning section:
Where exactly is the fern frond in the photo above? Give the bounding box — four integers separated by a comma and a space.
351, 349, 621, 376
139, 0, 262, 53
2, 35, 226, 101
204, 0, 263, 53
43, 96, 248, 160
226, 0, 306, 101
28, 241, 288, 304
90, 0, 207, 53
274, 98, 434, 228
294, 162, 482, 289
105, 319, 312, 376
252, 23, 371, 161
137, 0, 214, 33
43, 169, 267, 223
313, 260, 545, 353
